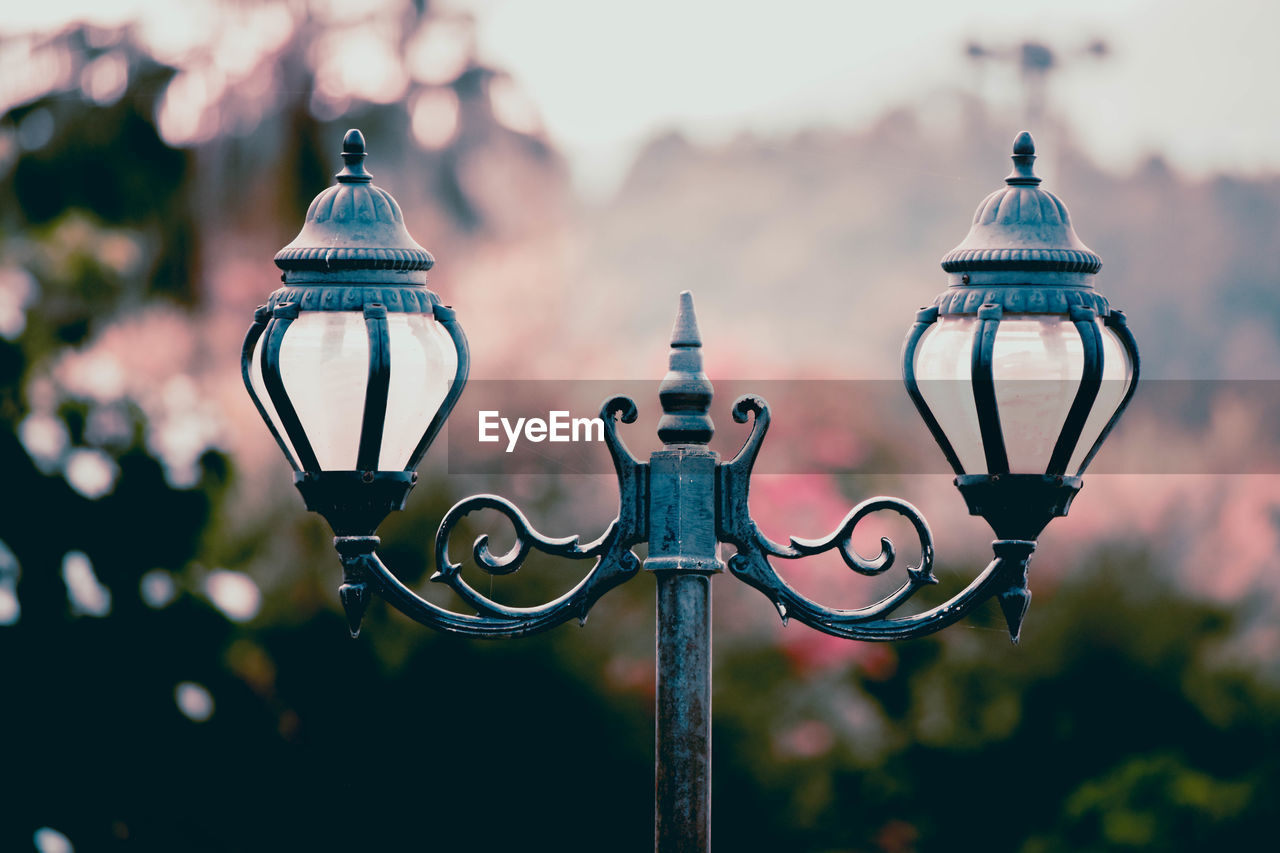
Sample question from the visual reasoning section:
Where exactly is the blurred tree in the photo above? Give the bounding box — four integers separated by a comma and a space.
0, 6, 594, 852
711, 548, 1280, 852
2, 28, 196, 317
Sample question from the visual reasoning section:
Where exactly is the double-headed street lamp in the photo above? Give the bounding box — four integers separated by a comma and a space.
242, 128, 1137, 851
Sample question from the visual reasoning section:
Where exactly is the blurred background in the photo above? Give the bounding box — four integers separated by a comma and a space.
2, 0, 1280, 850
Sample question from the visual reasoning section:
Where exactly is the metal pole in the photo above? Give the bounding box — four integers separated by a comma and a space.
654, 570, 712, 852
646, 292, 722, 852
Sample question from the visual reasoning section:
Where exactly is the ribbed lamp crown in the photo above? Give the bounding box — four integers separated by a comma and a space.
941, 131, 1101, 276
275, 129, 435, 275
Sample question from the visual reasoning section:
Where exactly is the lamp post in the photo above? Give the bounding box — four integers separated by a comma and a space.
242, 128, 1137, 852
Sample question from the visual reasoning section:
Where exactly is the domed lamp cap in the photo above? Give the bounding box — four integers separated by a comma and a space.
933, 132, 1108, 315
941, 131, 1102, 275
274, 129, 435, 275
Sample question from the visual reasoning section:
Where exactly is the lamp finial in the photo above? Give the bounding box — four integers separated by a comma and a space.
337, 128, 372, 183
1006, 131, 1040, 186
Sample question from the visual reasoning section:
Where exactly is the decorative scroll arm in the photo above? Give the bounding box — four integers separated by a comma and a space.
430, 497, 640, 623
728, 538, 1036, 643
332, 396, 647, 640
717, 394, 1036, 643
719, 394, 935, 578
718, 394, 771, 525
335, 537, 566, 639
335, 526, 641, 639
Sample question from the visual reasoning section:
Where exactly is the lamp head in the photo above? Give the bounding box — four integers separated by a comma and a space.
241, 129, 469, 536
902, 132, 1139, 539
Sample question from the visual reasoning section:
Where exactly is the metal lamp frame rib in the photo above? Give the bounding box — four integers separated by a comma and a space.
259, 302, 321, 472
356, 303, 391, 472
972, 303, 1010, 474
1076, 309, 1140, 475
241, 304, 299, 471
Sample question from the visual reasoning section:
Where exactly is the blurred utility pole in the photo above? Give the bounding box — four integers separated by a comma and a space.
965, 39, 1109, 129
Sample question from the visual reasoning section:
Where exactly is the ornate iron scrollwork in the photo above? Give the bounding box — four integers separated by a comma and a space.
333, 396, 647, 639
718, 394, 1035, 643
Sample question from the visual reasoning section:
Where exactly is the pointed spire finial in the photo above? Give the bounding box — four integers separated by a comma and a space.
657, 291, 714, 445
336, 128, 372, 183
1005, 130, 1041, 187
670, 290, 703, 347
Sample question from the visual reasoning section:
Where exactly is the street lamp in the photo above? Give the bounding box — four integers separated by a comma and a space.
242, 128, 1137, 852
242, 129, 469, 545
901, 129, 1139, 632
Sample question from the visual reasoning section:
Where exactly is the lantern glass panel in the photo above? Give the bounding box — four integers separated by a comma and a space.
1067, 325, 1132, 473
249, 310, 459, 472
991, 316, 1084, 474
914, 314, 1133, 475
914, 316, 984, 472
381, 313, 457, 469
277, 311, 370, 470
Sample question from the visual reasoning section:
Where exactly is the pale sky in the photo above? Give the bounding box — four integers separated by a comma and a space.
454, 0, 1280, 192
7, 0, 1279, 194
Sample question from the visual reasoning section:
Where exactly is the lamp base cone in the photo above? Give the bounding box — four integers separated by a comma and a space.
990, 539, 1036, 645
339, 580, 369, 638
998, 584, 1031, 645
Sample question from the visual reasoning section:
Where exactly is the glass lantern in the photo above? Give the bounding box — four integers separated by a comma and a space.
902, 132, 1139, 539
242, 129, 469, 535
